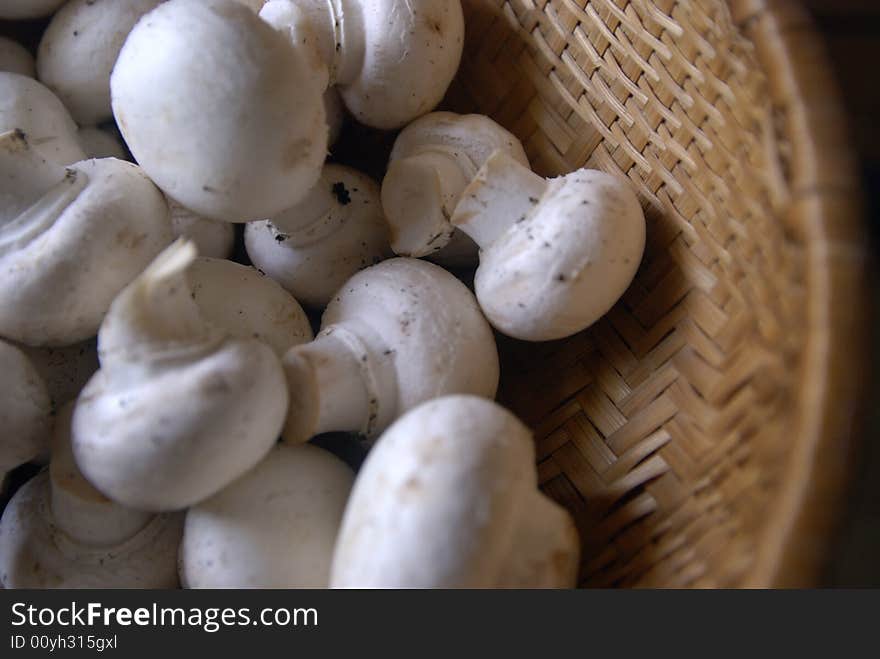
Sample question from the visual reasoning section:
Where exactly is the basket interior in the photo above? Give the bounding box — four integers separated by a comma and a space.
445, 0, 810, 587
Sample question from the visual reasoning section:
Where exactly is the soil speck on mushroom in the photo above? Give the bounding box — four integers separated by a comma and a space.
331, 181, 351, 205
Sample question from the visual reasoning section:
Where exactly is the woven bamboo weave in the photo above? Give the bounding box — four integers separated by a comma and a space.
445, 0, 867, 587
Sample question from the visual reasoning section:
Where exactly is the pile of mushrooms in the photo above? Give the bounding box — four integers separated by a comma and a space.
0, 0, 651, 590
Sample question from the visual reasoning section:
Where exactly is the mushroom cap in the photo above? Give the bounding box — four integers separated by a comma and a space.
188, 256, 314, 355
474, 169, 646, 341
244, 164, 392, 308
382, 112, 529, 259
169, 200, 235, 260
0, 156, 175, 347
330, 395, 535, 588
0, 0, 65, 20
181, 443, 353, 588
111, 0, 328, 223
0, 36, 36, 78
0, 73, 85, 165
338, 0, 464, 129
15, 338, 99, 408
73, 340, 288, 511
0, 471, 183, 588
77, 126, 128, 160
71, 241, 290, 511
0, 340, 51, 475
36, 0, 164, 126
322, 258, 499, 424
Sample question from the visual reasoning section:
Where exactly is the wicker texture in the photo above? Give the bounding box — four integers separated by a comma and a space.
446, 0, 867, 587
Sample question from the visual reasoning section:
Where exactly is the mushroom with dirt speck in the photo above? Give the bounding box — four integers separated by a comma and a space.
245, 164, 392, 308
0, 73, 85, 165
281, 258, 499, 444
71, 240, 289, 511
450, 150, 646, 341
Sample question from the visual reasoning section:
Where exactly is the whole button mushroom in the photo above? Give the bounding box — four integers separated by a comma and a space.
0, 340, 52, 481
37, 0, 164, 126
169, 200, 235, 260
0, 0, 66, 20
111, 0, 328, 223
77, 126, 128, 161
259, 0, 464, 130
245, 164, 392, 308
330, 395, 580, 588
282, 258, 499, 444
0, 129, 174, 347
0, 37, 35, 78
0, 73, 85, 165
187, 256, 314, 356
450, 150, 647, 341
381, 112, 529, 266
0, 404, 183, 588
72, 240, 289, 511
181, 443, 353, 588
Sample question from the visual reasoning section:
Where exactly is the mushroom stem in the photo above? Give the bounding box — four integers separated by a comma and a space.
282, 326, 395, 443
382, 148, 474, 257
260, 0, 364, 87
497, 492, 580, 588
50, 405, 151, 547
98, 239, 224, 382
451, 150, 547, 250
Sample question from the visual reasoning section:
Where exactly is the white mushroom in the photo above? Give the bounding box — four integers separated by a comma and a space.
0, 36, 35, 78
0, 340, 51, 481
187, 256, 314, 356
169, 200, 235, 260
0, 73, 85, 165
0, 403, 183, 588
0, 0, 66, 20
77, 126, 127, 160
282, 258, 499, 443
450, 150, 647, 341
0, 129, 174, 346
111, 0, 327, 223
36, 0, 164, 126
15, 339, 99, 409
72, 240, 288, 511
330, 395, 580, 588
245, 164, 392, 308
181, 443, 353, 588
381, 112, 529, 266
260, 0, 463, 130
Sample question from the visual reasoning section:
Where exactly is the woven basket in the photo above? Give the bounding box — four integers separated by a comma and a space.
444, 0, 868, 587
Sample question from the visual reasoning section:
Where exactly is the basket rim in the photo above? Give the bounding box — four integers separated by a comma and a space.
732, 0, 869, 587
